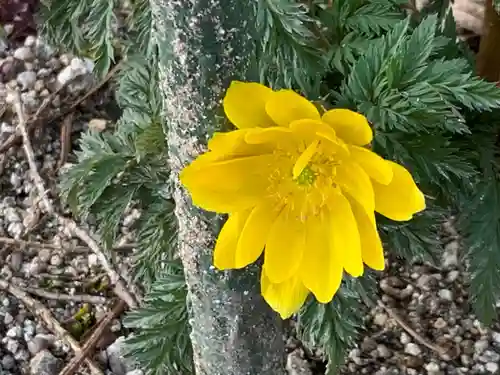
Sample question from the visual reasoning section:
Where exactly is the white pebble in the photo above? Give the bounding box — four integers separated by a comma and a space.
6, 326, 22, 338
486, 362, 499, 373
400, 332, 411, 345
492, 331, 500, 344
17, 71, 37, 90
405, 343, 422, 356
24, 36, 37, 47
425, 362, 440, 373
438, 289, 453, 301
13, 46, 34, 61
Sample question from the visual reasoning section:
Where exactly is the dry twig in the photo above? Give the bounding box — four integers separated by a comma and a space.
378, 301, 448, 357
22, 286, 107, 305
0, 280, 103, 375
11, 92, 138, 309
0, 235, 136, 254
58, 112, 74, 169
59, 300, 127, 375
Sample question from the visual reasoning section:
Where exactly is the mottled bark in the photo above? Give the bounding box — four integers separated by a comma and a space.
149, 1, 286, 374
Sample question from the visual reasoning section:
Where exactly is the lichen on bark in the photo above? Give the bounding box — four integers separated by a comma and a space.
149, 0, 286, 374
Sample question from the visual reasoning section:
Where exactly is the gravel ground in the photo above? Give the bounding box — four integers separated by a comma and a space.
0, 25, 140, 375
2, 21, 500, 375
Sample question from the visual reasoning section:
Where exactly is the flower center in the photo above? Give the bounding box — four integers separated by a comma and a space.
295, 166, 316, 186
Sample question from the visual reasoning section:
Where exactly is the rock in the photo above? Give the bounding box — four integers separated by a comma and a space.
474, 339, 489, 355
28, 336, 50, 355
24, 36, 37, 47
443, 241, 459, 268
486, 362, 499, 373
400, 332, 411, 345
348, 348, 362, 365
13, 47, 34, 61
57, 57, 94, 87
377, 344, 392, 358
433, 317, 447, 330
88, 118, 108, 132
126, 371, 144, 375
479, 350, 500, 363
50, 254, 63, 266
286, 350, 312, 375
107, 336, 133, 375
29, 350, 62, 375
17, 71, 37, 90
425, 362, 440, 373
438, 289, 453, 301
4, 312, 13, 325
38, 249, 51, 263
405, 343, 422, 356
10, 251, 23, 272
35, 38, 55, 60
6, 326, 22, 338
361, 337, 377, 352
2, 354, 15, 370
446, 270, 460, 283
5, 338, 19, 354
373, 312, 388, 326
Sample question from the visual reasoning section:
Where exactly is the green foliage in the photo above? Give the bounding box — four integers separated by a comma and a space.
297, 275, 376, 374
39, 0, 116, 76
124, 262, 194, 375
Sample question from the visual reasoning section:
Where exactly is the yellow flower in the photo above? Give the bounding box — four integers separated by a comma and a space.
180, 81, 426, 319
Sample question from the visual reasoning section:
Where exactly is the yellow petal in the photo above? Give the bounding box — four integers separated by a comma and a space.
261, 271, 309, 319
265, 90, 320, 127
214, 210, 251, 269
180, 154, 275, 213
235, 203, 280, 268
293, 140, 319, 179
335, 161, 375, 214
330, 192, 363, 277
372, 161, 426, 221
322, 109, 373, 146
348, 145, 393, 185
299, 210, 343, 303
264, 207, 305, 283
223, 81, 275, 129
244, 127, 295, 149
348, 196, 385, 270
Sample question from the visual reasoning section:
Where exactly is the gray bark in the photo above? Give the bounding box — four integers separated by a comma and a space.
150, 1, 286, 374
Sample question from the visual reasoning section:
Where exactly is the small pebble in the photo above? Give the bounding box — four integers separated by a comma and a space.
486, 362, 499, 373
438, 289, 453, 301
1, 354, 15, 370
405, 343, 422, 356
13, 47, 34, 61
17, 71, 37, 90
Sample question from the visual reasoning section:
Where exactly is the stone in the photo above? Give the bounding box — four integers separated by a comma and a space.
17, 71, 37, 90
1, 354, 15, 370
88, 118, 107, 132
361, 337, 377, 352
286, 350, 312, 375
377, 344, 392, 358
38, 249, 51, 263
400, 332, 411, 345
4, 312, 13, 325
107, 336, 133, 375
28, 336, 50, 355
24, 36, 37, 47
405, 343, 422, 356
493, 331, 500, 344
438, 289, 453, 301
5, 338, 19, 354
446, 270, 460, 283
486, 362, 499, 374
50, 254, 63, 266
474, 339, 489, 355
30, 350, 62, 375
433, 317, 447, 330
443, 241, 459, 268
126, 370, 144, 375
425, 362, 440, 373
10, 252, 23, 272
13, 47, 34, 61
373, 312, 388, 326
348, 348, 363, 365
6, 326, 22, 338
57, 57, 94, 87
479, 350, 500, 363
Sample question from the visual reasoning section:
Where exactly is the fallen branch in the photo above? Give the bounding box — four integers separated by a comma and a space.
59, 300, 127, 375
11, 92, 138, 310
0, 280, 103, 375
378, 301, 448, 358
22, 286, 107, 305
0, 235, 136, 254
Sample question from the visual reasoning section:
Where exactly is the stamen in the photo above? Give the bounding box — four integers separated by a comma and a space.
293, 140, 319, 179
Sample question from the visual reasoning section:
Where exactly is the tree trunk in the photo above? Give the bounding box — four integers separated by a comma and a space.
477, 0, 500, 82
150, 1, 286, 374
